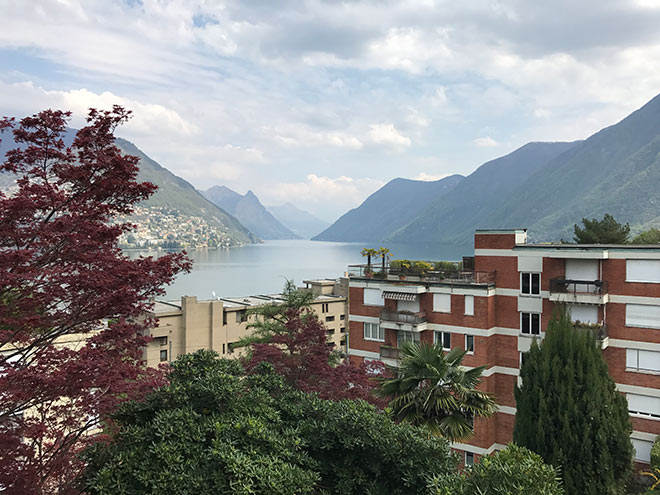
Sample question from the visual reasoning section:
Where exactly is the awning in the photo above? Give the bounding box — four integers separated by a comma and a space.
382, 291, 417, 301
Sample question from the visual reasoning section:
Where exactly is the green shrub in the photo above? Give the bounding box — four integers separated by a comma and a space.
652, 436, 660, 470
411, 261, 433, 275
433, 261, 461, 272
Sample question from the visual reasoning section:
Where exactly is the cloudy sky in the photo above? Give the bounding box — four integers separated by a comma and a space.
2, 0, 660, 221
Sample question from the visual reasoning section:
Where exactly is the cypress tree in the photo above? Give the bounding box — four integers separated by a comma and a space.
514, 307, 633, 495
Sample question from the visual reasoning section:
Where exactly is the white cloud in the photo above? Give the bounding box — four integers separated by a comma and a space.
413, 172, 450, 181
368, 123, 411, 150
262, 174, 384, 220
473, 136, 499, 148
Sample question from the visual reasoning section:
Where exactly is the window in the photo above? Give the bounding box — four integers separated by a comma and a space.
433, 293, 451, 313
155, 336, 167, 346
632, 439, 653, 463
521, 312, 541, 335
325, 315, 335, 322
627, 393, 660, 419
397, 330, 420, 347
327, 329, 335, 335
236, 310, 247, 323
434, 331, 451, 350
626, 304, 660, 328
340, 314, 345, 320
464, 295, 474, 316
227, 342, 235, 354
159, 349, 168, 362
521, 272, 540, 296
465, 452, 474, 466
340, 327, 346, 333
223, 311, 227, 325
627, 259, 660, 283
321, 303, 329, 313
626, 349, 660, 373
364, 322, 384, 341
363, 288, 383, 306
222, 343, 225, 354
465, 334, 474, 354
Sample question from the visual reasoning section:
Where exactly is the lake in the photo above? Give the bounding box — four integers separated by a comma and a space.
129, 240, 471, 300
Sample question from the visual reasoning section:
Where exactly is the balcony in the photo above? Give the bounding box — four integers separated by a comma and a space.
380, 345, 401, 360
380, 309, 428, 332
549, 278, 609, 304
347, 264, 496, 286
575, 322, 608, 349
380, 309, 427, 324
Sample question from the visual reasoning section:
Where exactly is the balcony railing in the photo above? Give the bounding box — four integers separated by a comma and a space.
381, 309, 426, 324
348, 265, 496, 285
575, 322, 608, 340
380, 345, 401, 360
549, 278, 608, 295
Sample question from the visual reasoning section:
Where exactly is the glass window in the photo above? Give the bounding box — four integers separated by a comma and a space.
521, 312, 541, 335
465, 334, 474, 353
397, 330, 420, 347
434, 331, 451, 350
464, 295, 474, 316
364, 322, 384, 341
465, 452, 474, 466
521, 273, 541, 296
159, 349, 168, 362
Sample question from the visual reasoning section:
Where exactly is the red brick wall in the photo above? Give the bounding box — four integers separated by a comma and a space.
605, 302, 660, 342
495, 412, 515, 445
542, 258, 564, 290
605, 347, 660, 389
494, 295, 519, 329
605, 259, 660, 297
475, 256, 518, 289
423, 293, 492, 329
474, 233, 518, 249
349, 287, 383, 318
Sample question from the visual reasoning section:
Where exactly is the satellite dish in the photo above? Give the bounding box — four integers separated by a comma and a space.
212, 291, 216, 299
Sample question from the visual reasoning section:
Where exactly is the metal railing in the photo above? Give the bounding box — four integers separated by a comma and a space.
381, 309, 426, 324
380, 346, 401, 360
347, 265, 496, 285
549, 278, 608, 295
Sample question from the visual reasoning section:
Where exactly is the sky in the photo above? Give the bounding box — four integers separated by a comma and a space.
2, 1, 660, 222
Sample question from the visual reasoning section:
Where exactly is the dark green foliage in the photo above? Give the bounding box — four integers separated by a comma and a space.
427, 444, 564, 495
632, 228, 660, 245
514, 308, 633, 495
573, 213, 630, 244
82, 350, 454, 494
651, 436, 660, 470
377, 343, 496, 442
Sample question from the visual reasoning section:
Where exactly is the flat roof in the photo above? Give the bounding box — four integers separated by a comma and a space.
475, 228, 527, 234
517, 243, 660, 250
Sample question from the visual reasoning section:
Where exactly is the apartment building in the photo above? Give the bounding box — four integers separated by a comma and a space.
347, 228, 660, 467
145, 278, 348, 367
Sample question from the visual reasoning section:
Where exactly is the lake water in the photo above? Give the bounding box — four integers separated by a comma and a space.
129, 240, 471, 300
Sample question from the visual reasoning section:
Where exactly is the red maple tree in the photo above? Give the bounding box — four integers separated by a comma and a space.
242, 282, 385, 406
0, 107, 191, 494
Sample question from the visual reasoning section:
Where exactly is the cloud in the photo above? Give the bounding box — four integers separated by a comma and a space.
368, 123, 411, 151
413, 172, 450, 181
261, 174, 384, 220
473, 136, 499, 148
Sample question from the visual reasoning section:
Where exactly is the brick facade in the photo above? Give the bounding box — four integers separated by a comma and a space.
347, 229, 660, 466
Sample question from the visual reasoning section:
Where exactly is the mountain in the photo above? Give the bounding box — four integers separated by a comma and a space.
391, 92, 660, 243
0, 132, 258, 247
202, 186, 299, 240
387, 141, 580, 244
312, 174, 465, 242
267, 203, 330, 239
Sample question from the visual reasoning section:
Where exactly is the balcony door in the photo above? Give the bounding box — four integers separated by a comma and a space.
565, 259, 599, 293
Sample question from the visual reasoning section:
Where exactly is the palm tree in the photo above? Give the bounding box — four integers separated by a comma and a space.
377, 342, 496, 442
378, 247, 391, 273
361, 248, 378, 271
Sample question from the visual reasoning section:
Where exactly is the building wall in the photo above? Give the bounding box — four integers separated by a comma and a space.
348, 229, 660, 466
146, 290, 347, 368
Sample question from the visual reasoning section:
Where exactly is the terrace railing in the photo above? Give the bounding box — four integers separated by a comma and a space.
381, 309, 427, 324
347, 265, 496, 285
549, 278, 608, 295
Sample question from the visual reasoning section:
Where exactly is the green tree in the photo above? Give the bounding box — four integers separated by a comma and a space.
377, 342, 496, 442
631, 228, 660, 245
573, 213, 630, 243
82, 350, 455, 494
513, 308, 632, 495
427, 444, 564, 495
361, 247, 378, 270
378, 247, 392, 272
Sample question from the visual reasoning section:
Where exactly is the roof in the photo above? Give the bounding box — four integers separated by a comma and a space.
517, 243, 660, 250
